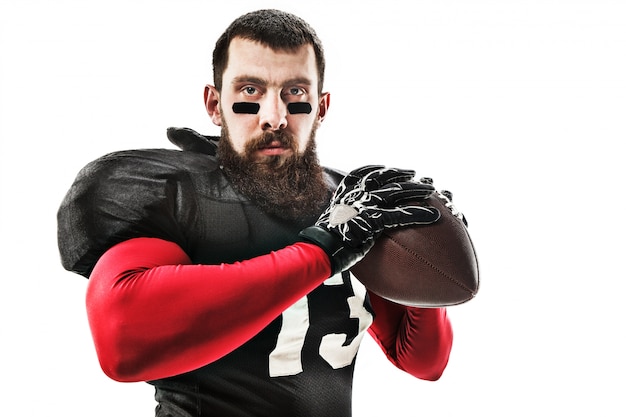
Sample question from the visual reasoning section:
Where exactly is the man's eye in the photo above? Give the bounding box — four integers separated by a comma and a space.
243, 87, 257, 95
287, 87, 305, 96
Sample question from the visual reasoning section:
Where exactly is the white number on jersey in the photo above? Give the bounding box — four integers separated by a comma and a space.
269, 273, 373, 377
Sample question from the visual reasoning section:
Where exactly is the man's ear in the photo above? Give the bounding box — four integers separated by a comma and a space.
204, 85, 222, 126
317, 92, 330, 122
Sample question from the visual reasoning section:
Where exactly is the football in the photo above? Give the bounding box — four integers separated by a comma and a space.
350, 192, 479, 307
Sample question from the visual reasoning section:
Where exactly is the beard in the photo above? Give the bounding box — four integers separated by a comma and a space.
217, 122, 330, 222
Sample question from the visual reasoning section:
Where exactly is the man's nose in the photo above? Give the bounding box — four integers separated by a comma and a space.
259, 93, 288, 131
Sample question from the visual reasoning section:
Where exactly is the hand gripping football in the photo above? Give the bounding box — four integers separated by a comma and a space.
350, 190, 479, 307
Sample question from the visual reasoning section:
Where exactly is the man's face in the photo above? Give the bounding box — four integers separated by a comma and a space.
204, 37, 329, 161
204, 37, 331, 221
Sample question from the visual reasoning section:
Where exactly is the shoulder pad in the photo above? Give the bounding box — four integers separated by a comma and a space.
57, 148, 218, 278
167, 127, 219, 155
323, 166, 346, 190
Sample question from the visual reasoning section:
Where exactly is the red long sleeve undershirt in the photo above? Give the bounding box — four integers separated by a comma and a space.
367, 293, 453, 380
86, 237, 452, 382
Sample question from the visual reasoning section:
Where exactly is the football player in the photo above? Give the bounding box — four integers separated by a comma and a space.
57, 9, 453, 417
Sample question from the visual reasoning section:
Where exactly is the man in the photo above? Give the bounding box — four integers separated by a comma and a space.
57, 9, 453, 417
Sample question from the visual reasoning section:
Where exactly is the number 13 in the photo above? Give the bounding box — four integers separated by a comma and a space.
269, 274, 373, 377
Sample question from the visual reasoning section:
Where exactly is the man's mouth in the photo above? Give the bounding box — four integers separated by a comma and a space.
257, 140, 291, 156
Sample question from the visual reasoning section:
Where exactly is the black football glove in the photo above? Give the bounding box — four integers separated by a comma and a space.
420, 177, 468, 226
435, 189, 468, 226
299, 165, 440, 275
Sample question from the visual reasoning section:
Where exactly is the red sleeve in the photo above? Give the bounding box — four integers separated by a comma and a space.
367, 292, 453, 381
86, 237, 331, 382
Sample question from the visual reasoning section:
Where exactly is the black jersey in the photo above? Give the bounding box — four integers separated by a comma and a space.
151, 271, 373, 417
58, 131, 375, 416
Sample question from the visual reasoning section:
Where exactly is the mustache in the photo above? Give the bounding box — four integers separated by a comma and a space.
245, 130, 296, 152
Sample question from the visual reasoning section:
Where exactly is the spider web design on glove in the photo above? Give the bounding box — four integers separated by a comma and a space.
316, 166, 441, 248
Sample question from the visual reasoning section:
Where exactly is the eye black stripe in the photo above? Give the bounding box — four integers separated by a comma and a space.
232, 102, 260, 114
287, 102, 312, 114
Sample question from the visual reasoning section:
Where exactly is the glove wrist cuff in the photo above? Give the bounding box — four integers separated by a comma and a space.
298, 226, 367, 275
298, 226, 342, 274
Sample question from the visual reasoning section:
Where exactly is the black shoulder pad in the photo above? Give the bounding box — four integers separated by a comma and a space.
323, 167, 346, 191
167, 127, 219, 155
57, 148, 218, 278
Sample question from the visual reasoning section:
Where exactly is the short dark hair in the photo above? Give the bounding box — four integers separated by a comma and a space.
212, 9, 326, 94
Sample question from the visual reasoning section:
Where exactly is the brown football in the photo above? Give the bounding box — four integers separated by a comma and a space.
350, 192, 479, 307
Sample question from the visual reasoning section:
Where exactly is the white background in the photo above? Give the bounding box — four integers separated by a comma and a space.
1, 0, 624, 415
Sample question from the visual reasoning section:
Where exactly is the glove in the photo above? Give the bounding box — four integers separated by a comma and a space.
299, 165, 440, 275
420, 177, 468, 225
436, 188, 468, 226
